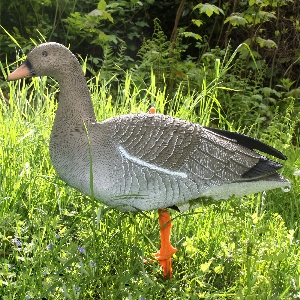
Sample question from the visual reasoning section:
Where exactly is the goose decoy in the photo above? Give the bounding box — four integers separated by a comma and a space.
7, 42, 290, 278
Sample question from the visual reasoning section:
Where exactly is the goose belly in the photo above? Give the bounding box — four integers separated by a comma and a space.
50, 142, 198, 211
92, 156, 200, 212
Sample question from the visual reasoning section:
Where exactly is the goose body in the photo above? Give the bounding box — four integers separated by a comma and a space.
8, 42, 290, 213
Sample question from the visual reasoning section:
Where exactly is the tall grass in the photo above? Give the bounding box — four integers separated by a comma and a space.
0, 56, 299, 299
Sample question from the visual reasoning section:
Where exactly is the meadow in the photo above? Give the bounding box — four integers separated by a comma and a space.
0, 56, 300, 299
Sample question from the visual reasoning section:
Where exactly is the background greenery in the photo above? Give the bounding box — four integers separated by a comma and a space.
0, 0, 300, 298
0, 0, 300, 120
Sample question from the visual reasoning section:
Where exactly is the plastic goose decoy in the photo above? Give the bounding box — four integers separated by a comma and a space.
8, 42, 290, 278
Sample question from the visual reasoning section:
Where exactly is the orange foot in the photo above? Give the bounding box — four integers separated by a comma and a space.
155, 209, 178, 279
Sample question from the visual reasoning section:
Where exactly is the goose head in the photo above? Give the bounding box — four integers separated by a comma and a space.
8, 42, 96, 125
8, 42, 82, 82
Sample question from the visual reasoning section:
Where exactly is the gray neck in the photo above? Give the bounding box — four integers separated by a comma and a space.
53, 67, 96, 128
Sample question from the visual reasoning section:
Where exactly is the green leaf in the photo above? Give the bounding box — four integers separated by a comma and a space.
200, 260, 212, 273
183, 32, 202, 41
103, 11, 114, 22
97, 0, 107, 11
256, 37, 278, 48
259, 87, 279, 97
193, 3, 224, 17
224, 14, 247, 26
258, 11, 276, 20
214, 265, 224, 274
98, 31, 109, 42
192, 19, 203, 27
88, 9, 103, 17
135, 21, 149, 27
287, 88, 300, 98
0, 25, 21, 48
108, 34, 118, 44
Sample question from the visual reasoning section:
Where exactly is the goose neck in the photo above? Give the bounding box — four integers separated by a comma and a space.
54, 74, 96, 126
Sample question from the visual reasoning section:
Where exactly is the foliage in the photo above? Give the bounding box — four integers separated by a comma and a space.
0, 0, 158, 61
0, 0, 299, 88
1, 1, 299, 129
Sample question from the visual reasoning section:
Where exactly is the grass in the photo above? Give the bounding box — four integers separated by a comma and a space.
0, 60, 300, 299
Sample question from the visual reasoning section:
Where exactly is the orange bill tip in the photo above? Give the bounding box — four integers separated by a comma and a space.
7, 63, 31, 81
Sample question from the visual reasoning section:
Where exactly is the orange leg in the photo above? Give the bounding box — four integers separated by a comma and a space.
155, 209, 178, 279
148, 108, 177, 278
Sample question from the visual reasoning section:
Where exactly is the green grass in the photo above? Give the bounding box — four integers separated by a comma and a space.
0, 63, 300, 299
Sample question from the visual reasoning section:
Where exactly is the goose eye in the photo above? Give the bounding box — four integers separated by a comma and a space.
42, 51, 48, 57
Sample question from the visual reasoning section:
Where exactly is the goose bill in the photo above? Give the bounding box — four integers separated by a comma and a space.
7, 63, 31, 81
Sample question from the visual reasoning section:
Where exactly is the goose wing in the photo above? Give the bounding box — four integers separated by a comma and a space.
204, 127, 286, 160
102, 113, 283, 182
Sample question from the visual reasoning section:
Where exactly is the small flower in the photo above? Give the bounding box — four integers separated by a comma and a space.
78, 247, 86, 255
90, 261, 96, 267
26, 296, 31, 300
73, 286, 80, 291
46, 243, 53, 250
11, 238, 21, 247
43, 271, 47, 276
55, 234, 60, 239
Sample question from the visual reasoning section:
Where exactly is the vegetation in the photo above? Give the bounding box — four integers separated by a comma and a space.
0, 0, 300, 298
0, 0, 299, 86
0, 0, 299, 129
